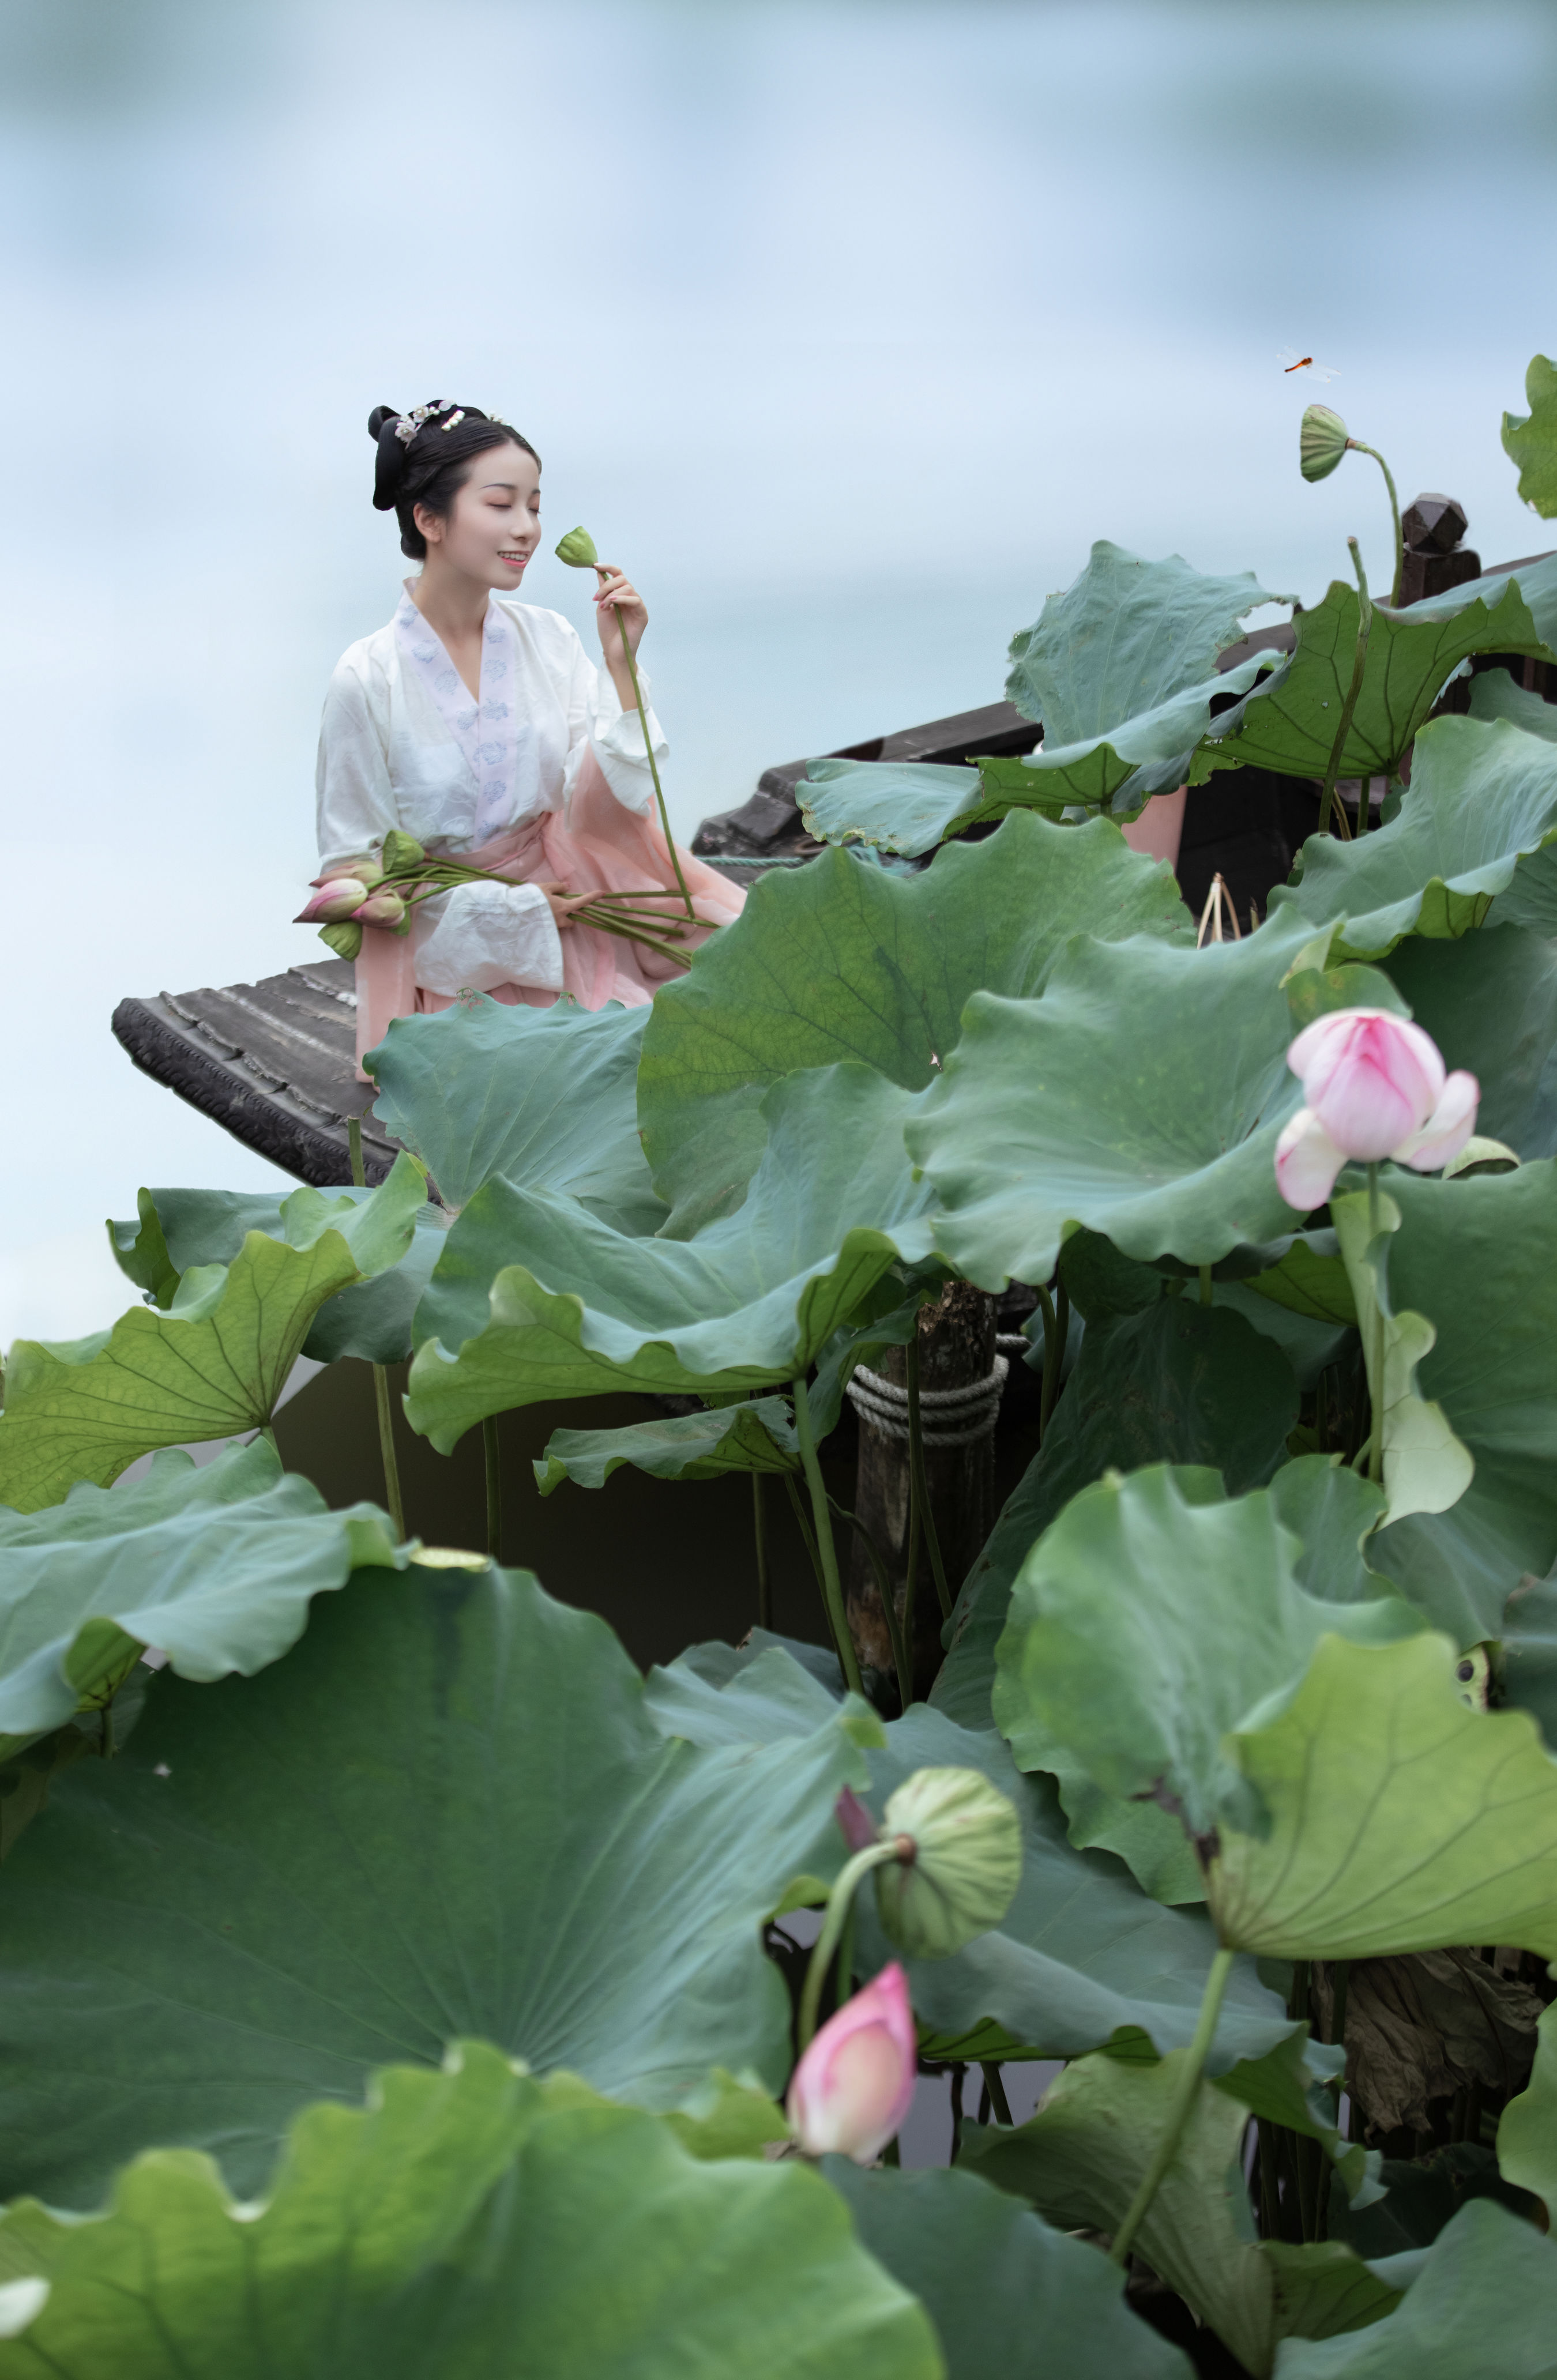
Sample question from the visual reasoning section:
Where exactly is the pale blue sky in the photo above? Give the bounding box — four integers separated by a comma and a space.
3, 0, 1554, 1332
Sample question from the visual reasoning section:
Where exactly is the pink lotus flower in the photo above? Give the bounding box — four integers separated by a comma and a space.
787, 1962, 917, 2164
296, 877, 375, 924
1275, 1007, 1479, 1210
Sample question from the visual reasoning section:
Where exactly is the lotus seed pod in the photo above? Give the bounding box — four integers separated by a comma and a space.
874, 1767, 1022, 1958
1300, 404, 1351, 483
555, 525, 600, 569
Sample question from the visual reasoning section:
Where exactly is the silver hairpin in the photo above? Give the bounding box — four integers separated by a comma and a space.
394, 400, 447, 447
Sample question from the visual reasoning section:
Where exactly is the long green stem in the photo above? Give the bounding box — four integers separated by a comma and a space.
1318, 539, 1373, 838
482, 1415, 502, 1561
1037, 1282, 1070, 1438
792, 1378, 864, 1696
349, 1117, 407, 1541
905, 1337, 952, 1623
1110, 1947, 1235, 2266
981, 2062, 1014, 2126
798, 1839, 904, 2048
1198, 1263, 1213, 1308
1347, 440, 1403, 606
603, 573, 696, 921
753, 1473, 772, 1632
1366, 1163, 1385, 1486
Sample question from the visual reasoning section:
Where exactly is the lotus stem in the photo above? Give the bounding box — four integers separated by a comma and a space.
981, 2061, 1014, 2126
1110, 1946, 1235, 2266
1317, 538, 1373, 838
798, 1838, 904, 2050
483, 1415, 502, 1560
1198, 1264, 1213, 1308
792, 1376, 864, 1697
1345, 439, 1403, 605
1037, 1282, 1070, 1438
905, 1336, 952, 1623
600, 568, 696, 921
1367, 1162, 1385, 1486
753, 1472, 772, 1632
349, 1116, 407, 1542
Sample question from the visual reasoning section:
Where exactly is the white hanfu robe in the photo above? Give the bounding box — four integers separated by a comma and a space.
314, 584, 742, 1071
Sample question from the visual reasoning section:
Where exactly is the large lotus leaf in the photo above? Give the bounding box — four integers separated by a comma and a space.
1382, 925, 1557, 1164
1275, 2198, 1557, 2377
1268, 1456, 1390, 1603
1501, 1568, 1557, 1748
799, 650, 1283, 855
1269, 714, 1557, 960
637, 811, 1190, 1226
0, 1157, 429, 1511
1496, 2002, 1557, 2226
535, 1399, 799, 1493
0, 1440, 400, 1749
823, 2159, 1192, 2380
959, 2052, 1282, 2377
110, 1181, 453, 1367
364, 994, 664, 1230
1469, 664, 1557, 744
645, 1644, 1295, 2072
1346, 1163, 1557, 1645
932, 1300, 1300, 1752
1331, 1185, 1475, 1542
405, 1065, 936, 1446
992, 1465, 1418, 1847
0, 1565, 868, 2208
909, 922, 1331, 1291
1198, 562, 1557, 786
1502, 353, 1557, 517
0, 2047, 934, 2380
1207, 1632, 1557, 1961
1244, 1233, 1357, 1327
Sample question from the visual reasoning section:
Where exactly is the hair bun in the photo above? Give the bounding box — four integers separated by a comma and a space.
370, 406, 407, 511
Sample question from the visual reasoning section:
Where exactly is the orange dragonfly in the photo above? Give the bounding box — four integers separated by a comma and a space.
1278, 347, 1340, 382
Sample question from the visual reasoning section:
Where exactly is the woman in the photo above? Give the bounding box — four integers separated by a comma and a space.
315, 400, 742, 1074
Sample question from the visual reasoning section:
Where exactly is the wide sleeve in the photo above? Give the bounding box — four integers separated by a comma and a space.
412, 881, 565, 997
558, 620, 665, 819
315, 656, 396, 873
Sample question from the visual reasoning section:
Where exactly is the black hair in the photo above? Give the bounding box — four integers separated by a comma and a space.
367, 402, 541, 560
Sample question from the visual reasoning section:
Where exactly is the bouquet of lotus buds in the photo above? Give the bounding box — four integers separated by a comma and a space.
296, 827, 709, 966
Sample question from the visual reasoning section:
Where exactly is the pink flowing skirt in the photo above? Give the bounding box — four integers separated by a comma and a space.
354, 748, 744, 1075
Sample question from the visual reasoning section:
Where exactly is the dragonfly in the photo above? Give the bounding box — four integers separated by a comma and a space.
1278, 347, 1340, 382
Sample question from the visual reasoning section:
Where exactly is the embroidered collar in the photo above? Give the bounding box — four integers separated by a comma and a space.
394, 585, 519, 842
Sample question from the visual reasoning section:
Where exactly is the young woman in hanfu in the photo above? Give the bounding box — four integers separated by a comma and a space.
315, 401, 742, 1075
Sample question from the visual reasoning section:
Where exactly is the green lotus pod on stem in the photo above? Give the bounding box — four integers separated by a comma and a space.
1298, 405, 1403, 604
875, 1765, 1024, 1958
554, 524, 600, 570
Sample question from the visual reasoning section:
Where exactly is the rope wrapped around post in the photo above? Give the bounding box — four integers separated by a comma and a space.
846, 1343, 1023, 1448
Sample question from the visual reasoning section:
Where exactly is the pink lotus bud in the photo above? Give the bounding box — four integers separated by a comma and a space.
1393, 1069, 1480, 1173
296, 877, 374, 924
787, 1962, 917, 2164
834, 1786, 879, 1855
353, 891, 407, 928
1286, 1008, 1445, 1162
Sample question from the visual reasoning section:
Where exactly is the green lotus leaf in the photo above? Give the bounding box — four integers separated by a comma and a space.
0, 1157, 430, 1512
1496, 2002, 1557, 2226
1208, 1631, 1557, 1961
1267, 1455, 1390, 1603
0, 1566, 867, 2208
1502, 353, 1557, 517
645, 1635, 871, 1753
934, 1299, 1299, 1765
992, 1464, 1418, 1848
1501, 1569, 1557, 1749
648, 1647, 1297, 2073
1344, 1163, 1557, 1645
637, 811, 1190, 1230
1383, 925, 1557, 1163
535, 1399, 799, 1494
908, 922, 1336, 1292
1216, 2024, 1382, 2214
1468, 664, 1557, 744
0, 1439, 400, 1752
1244, 1232, 1357, 1327
365, 994, 664, 1230
0, 2047, 934, 2380
1330, 1185, 1473, 1539
112, 1181, 456, 1370
1275, 2197, 1557, 2377
405, 1065, 936, 1447
823, 2159, 1193, 2380
960, 2049, 1391, 2377
1269, 715, 1557, 960
796, 755, 1000, 856
1198, 561, 1557, 786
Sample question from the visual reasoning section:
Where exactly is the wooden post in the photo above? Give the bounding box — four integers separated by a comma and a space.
846, 1283, 998, 1701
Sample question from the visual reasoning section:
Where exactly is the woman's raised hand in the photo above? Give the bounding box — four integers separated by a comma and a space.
593, 566, 647, 662
536, 880, 597, 933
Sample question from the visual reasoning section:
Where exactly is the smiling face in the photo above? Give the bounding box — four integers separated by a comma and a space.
414, 440, 541, 590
